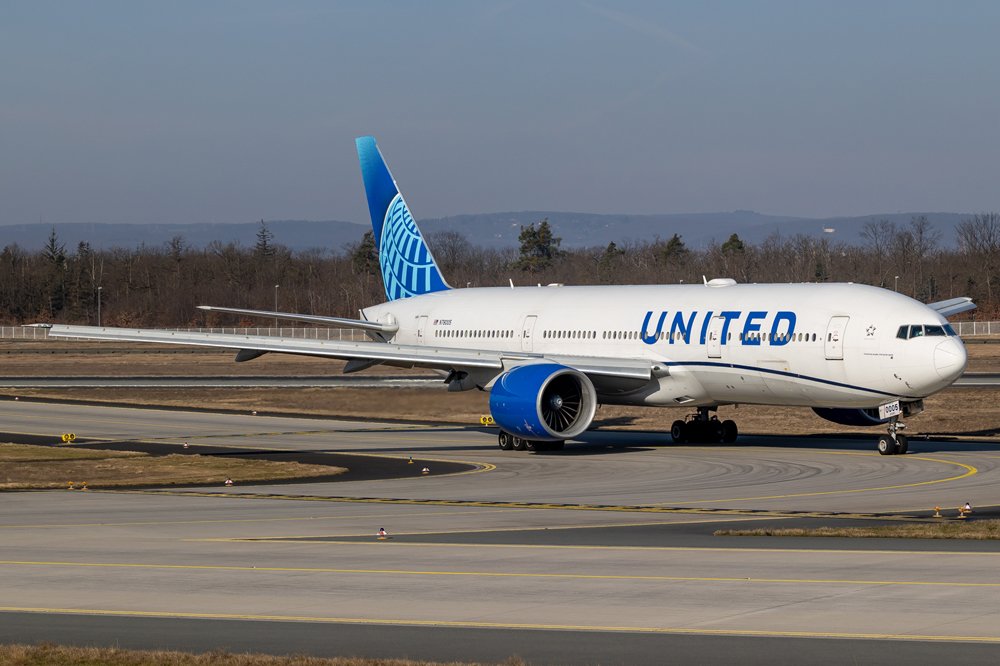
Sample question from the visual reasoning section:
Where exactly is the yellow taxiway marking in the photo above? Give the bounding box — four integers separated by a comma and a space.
106, 489, 949, 523
0, 507, 534, 530
208, 539, 1000, 557
1, 559, 998, 588
651, 454, 978, 505
192, 515, 786, 541
1, 606, 999, 643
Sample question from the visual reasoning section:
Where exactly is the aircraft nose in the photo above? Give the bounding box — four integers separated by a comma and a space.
934, 338, 967, 382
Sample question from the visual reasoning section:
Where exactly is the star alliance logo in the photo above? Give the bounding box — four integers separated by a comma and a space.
866, 325, 877, 337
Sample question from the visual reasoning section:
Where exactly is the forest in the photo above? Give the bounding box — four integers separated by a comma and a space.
1, 213, 998, 327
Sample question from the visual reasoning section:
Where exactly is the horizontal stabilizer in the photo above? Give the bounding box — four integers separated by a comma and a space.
926, 297, 976, 318
197, 306, 398, 334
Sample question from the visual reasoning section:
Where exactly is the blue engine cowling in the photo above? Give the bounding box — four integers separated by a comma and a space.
489, 363, 597, 441
812, 407, 889, 427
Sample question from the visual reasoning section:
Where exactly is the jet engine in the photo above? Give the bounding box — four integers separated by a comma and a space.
489, 363, 597, 441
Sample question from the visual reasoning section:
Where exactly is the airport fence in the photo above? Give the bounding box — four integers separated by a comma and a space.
0, 326, 368, 341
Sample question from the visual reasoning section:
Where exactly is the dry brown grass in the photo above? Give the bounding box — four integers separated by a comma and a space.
0, 443, 344, 490
715, 519, 1000, 539
0, 644, 521, 666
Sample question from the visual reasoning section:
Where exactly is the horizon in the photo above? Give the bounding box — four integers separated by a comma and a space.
2, 2, 999, 225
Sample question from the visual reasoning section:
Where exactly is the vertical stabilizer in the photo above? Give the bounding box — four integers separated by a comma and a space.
356, 136, 450, 301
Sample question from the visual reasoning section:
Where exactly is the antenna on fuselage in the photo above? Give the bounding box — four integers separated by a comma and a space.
509, 278, 514, 289
702, 275, 708, 285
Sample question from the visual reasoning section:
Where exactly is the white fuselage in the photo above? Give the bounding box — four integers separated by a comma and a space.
364, 282, 966, 409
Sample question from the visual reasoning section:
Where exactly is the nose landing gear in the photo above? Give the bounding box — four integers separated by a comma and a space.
671, 407, 738, 444
877, 419, 908, 455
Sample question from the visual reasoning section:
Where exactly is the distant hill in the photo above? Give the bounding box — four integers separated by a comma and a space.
0, 211, 973, 252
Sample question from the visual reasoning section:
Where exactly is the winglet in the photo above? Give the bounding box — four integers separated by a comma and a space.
356, 136, 450, 301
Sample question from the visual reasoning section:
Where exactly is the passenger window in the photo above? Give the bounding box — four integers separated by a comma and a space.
925, 325, 946, 336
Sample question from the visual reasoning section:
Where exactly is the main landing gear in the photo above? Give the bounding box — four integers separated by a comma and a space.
670, 407, 738, 444
876, 419, 908, 455
497, 430, 565, 453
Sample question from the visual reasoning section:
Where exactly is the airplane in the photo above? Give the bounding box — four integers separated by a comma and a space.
49, 136, 975, 455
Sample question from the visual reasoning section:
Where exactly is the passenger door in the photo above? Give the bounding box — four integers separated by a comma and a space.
521, 315, 537, 352
416, 315, 428, 345
825, 316, 849, 360
706, 316, 724, 359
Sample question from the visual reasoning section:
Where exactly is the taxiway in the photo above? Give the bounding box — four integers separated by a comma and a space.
2, 400, 1000, 664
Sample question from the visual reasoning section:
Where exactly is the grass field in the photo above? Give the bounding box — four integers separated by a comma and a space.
0, 443, 344, 490
715, 520, 1000, 539
0, 644, 515, 666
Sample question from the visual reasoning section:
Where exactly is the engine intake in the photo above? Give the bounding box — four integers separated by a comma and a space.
489, 363, 597, 441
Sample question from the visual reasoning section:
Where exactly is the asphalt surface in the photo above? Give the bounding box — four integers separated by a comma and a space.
3, 400, 1000, 664
4, 613, 1000, 665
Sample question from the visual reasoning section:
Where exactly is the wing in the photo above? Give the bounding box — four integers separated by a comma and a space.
196, 306, 397, 334
926, 297, 976, 318
46, 325, 653, 385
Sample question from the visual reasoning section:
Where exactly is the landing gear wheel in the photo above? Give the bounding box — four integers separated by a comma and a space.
721, 420, 738, 443
877, 434, 897, 455
513, 436, 528, 451
524, 439, 537, 452
670, 420, 687, 443
710, 420, 725, 443
896, 434, 908, 455
498, 431, 514, 451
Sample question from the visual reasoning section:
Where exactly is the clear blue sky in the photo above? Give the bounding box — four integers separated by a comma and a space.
2, 1, 998, 225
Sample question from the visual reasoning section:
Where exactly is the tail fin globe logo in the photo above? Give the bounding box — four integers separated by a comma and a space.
356, 136, 450, 301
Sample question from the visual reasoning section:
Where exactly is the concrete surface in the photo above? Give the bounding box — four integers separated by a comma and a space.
2, 400, 1000, 664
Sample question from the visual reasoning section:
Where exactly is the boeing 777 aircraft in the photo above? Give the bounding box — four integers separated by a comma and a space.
50, 136, 975, 455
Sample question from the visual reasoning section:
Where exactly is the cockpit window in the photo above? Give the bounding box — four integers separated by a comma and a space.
897, 324, 956, 339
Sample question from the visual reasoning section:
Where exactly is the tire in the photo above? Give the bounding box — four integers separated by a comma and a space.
877, 434, 896, 455
498, 431, 514, 451
721, 420, 738, 443
710, 421, 725, 443
670, 420, 687, 443
513, 436, 528, 451
524, 440, 537, 452
896, 434, 908, 455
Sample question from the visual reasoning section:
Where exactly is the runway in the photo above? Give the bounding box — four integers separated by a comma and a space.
2, 400, 1000, 664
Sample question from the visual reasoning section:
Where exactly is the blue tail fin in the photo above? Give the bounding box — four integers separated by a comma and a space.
356, 136, 450, 301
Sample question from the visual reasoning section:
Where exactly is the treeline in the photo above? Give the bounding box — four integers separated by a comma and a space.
1, 214, 998, 327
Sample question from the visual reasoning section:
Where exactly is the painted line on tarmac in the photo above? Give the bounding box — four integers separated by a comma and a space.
195, 515, 786, 541
649, 453, 978, 505
2, 559, 999, 588
103, 489, 942, 521
210, 539, 1000, 556
0, 507, 538, 530
1, 607, 998, 643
